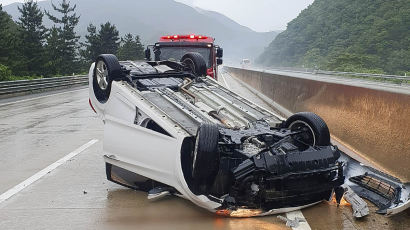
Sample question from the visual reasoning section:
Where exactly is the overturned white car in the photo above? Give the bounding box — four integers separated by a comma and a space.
88, 53, 410, 217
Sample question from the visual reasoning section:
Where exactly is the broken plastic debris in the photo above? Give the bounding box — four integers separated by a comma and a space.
147, 187, 172, 201
277, 215, 306, 228
342, 185, 369, 218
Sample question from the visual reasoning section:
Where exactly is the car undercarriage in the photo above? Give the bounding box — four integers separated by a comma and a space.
89, 53, 410, 217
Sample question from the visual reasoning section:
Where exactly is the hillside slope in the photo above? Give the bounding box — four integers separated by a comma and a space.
4, 0, 278, 62
257, 0, 410, 74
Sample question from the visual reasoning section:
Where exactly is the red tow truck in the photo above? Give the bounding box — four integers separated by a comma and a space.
145, 34, 223, 79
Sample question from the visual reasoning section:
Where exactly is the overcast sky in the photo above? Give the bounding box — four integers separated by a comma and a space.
0, 0, 314, 32
175, 0, 314, 31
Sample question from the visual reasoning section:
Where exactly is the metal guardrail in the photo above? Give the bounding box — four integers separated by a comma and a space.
261, 67, 409, 84
0, 75, 88, 96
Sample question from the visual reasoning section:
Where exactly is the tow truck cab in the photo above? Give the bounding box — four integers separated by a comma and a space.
145, 35, 223, 79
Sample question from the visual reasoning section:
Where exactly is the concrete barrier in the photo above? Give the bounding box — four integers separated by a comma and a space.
225, 67, 410, 182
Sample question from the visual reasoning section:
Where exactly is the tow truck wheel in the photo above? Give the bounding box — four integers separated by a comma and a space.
181, 52, 207, 77
93, 54, 122, 103
284, 112, 330, 146
192, 123, 220, 183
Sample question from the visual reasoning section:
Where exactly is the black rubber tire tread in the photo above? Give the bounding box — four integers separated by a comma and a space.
192, 123, 220, 180
93, 54, 122, 103
180, 52, 207, 77
284, 112, 331, 146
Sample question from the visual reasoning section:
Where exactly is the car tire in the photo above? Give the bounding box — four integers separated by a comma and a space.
181, 52, 207, 77
192, 123, 220, 182
284, 112, 330, 146
93, 54, 122, 103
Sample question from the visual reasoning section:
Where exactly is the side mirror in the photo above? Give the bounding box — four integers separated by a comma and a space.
216, 48, 223, 58
145, 48, 151, 60
217, 58, 223, 65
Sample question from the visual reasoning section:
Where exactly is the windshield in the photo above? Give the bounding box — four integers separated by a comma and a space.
156, 46, 212, 67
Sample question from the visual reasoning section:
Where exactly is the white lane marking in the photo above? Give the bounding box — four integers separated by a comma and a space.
220, 72, 231, 90
0, 139, 98, 203
286, 210, 311, 230
0, 87, 88, 107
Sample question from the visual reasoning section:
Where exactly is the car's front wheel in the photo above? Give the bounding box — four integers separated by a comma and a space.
284, 112, 330, 146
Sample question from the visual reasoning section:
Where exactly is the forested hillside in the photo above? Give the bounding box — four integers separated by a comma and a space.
257, 0, 410, 75
1, 0, 278, 80
4, 0, 278, 65
0, 1, 144, 80
0, 4, 20, 80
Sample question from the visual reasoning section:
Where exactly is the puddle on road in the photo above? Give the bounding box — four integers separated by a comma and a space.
304, 200, 410, 230
99, 188, 288, 230
97, 187, 410, 230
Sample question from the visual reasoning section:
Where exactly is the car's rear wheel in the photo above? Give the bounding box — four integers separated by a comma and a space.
192, 123, 220, 184
93, 54, 122, 103
181, 52, 207, 77
284, 112, 330, 146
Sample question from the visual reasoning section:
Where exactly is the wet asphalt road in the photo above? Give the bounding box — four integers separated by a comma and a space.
0, 78, 409, 229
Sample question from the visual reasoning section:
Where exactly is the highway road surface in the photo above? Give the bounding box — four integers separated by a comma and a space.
0, 77, 409, 229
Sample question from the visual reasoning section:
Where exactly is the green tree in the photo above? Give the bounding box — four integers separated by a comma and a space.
80, 23, 100, 63
44, 27, 62, 75
46, 0, 80, 74
117, 33, 145, 60
80, 22, 121, 65
0, 64, 12, 81
98, 22, 120, 55
17, 0, 47, 76
0, 4, 23, 76
258, 0, 410, 75
302, 48, 323, 69
0, 4, 13, 65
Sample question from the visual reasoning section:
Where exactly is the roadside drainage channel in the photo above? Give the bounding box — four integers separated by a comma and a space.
224, 66, 410, 183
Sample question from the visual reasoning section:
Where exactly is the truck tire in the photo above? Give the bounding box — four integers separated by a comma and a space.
192, 123, 220, 182
93, 54, 122, 103
181, 52, 207, 77
284, 112, 330, 146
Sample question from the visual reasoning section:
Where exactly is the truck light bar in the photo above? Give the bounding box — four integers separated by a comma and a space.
161, 35, 208, 40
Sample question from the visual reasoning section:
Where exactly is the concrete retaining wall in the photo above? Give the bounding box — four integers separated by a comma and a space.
225, 67, 410, 182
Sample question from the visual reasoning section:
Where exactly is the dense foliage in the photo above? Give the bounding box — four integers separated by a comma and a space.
258, 0, 410, 75
0, 0, 145, 81
0, 4, 22, 76
117, 34, 145, 61
81, 23, 144, 63
45, 0, 80, 75
0, 64, 12, 81
18, 0, 47, 76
